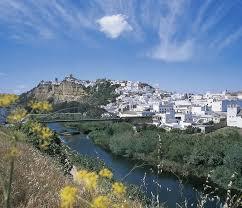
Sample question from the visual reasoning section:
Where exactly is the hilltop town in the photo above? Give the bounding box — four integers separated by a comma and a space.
18, 75, 242, 132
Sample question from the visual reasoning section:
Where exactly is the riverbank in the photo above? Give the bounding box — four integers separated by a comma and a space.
64, 122, 242, 193
0, 125, 147, 208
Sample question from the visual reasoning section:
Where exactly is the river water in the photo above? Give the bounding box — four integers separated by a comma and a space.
48, 123, 223, 208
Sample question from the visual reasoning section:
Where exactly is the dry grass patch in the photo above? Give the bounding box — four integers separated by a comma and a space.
0, 128, 71, 208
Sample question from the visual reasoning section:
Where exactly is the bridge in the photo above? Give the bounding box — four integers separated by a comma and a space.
28, 113, 122, 123
27, 107, 152, 124
28, 113, 152, 124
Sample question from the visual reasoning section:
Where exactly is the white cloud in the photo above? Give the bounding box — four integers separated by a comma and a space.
149, 40, 194, 62
97, 14, 132, 39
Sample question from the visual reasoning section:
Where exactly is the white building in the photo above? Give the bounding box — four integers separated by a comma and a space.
153, 110, 193, 130
152, 102, 174, 113
237, 93, 242, 99
212, 99, 242, 112
227, 105, 242, 128
175, 112, 193, 123
191, 105, 211, 116
153, 111, 176, 125
119, 110, 154, 118
193, 114, 221, 124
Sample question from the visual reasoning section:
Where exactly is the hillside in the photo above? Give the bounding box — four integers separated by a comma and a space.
18, 75, 120, 106
0, 126, 145, 208
19, 75, 89, 104
0, 127, 70, 207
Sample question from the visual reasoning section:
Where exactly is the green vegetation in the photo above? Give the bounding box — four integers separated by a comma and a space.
70, 122, 242, 190
64, 121, 114, 134
53, 102, 107, 118
20, 120, 107, 173
86, 79, 120, 106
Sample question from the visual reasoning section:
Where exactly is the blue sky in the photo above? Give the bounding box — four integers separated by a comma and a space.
0, 0, 242, 93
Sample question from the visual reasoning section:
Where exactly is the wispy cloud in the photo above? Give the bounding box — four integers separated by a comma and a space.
147, 0, 194, 62
0, 0, 241, 62
217, 28, 242, 51
149, 40, 194, 62
0, 0, 95, 41
146, 0, 242, 62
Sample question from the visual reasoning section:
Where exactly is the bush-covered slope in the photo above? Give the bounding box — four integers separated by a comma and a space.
70, 122, 242, 191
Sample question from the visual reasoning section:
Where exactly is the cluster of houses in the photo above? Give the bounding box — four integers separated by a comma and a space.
3, 75, 241, 132
104, 80, 242, 132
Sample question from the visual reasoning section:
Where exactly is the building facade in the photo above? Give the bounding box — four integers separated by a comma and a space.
227, 105, 242, 128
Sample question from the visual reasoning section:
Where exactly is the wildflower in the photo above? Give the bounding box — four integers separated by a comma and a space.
29, 101, 52, 113
60, 185, 78, 208
112, 182, 126, 196
73, 170, 89, 182
40, 127, 54, 140
0, 94, 18, 107
85, 172, 98, 190
7, 108, 27, 124
92, 195, 110, 208
74, 170, 99, 190
31, 122, 42, 134
99, 168, 113, 179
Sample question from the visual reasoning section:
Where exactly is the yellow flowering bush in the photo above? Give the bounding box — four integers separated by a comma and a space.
29, 101, 52, 113
99, 168, 113, 179
60, 167, 136, 208
7, 108, 27, 124
92, 195, 111, 208
38, 127, 54, 149
60, 185, 78, 208
74, 170, 99, 190
30, 122, 42, 134
0, 94, 18, 107
40, 127, 54, 139
28, 121, 54, 149
73, 170, 88, 182
112, 182, 127, 196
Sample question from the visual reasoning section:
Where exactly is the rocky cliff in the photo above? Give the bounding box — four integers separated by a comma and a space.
20, 75, 89, 104
19, 75, 121, 107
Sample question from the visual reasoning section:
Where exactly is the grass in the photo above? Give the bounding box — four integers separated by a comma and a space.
0, 127, 71, 207
0, 126, 145, 208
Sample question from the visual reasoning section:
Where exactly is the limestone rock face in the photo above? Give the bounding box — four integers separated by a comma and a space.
22, 76, 88, 104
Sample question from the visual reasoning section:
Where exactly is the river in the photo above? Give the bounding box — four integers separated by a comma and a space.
48, 123, 223, 208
